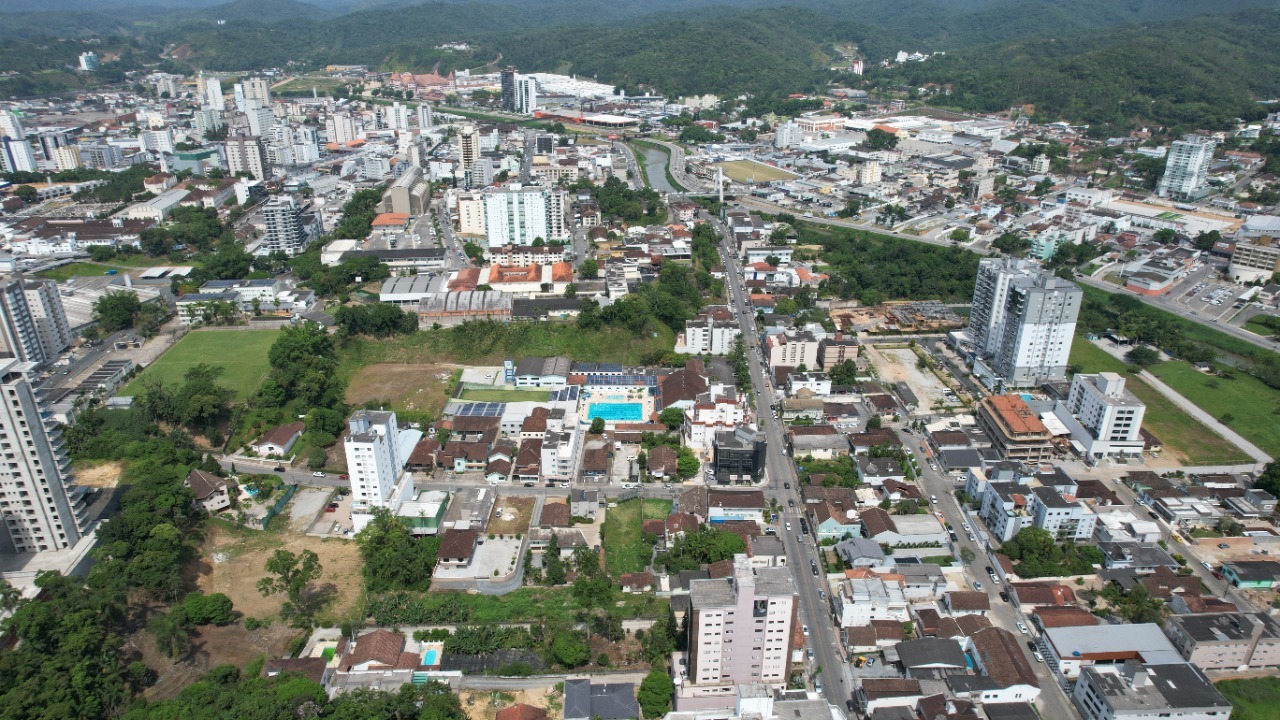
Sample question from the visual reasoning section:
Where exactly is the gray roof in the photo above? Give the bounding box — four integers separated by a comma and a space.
564, 679, 638, 720
1167, 612, 1280, 643
981, 703, 1040, 720
895, 638, 968, 669
1083, 663, 1231, 712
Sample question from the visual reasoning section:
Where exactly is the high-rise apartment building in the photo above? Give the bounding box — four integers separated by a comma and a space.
546, 187, 569, 240
684, 555, 797, 693
1060, 372, 1146, 458
384, 102, 410, 131
140, 128, 175, 154
242, 75, 271, 106
0, 276, 71, 366
344, 410, 411, 508
417, 102, 433, 130
202, 75, 224, 109
0, 110, 25, 140
482, 185, 551, 247
54, 145, 82, 171
515, 75, 538, 115
246, 106, 276, 137
0, 358, 82, 554
0, 137, 36, 173
77, 51, 99, 71
500, 67, 517, 112
259, 196, 313, 256
325, 112, 358, 145
194, 109, 224, 138
1157, 134, 1215, 201
225, 133, 267, 180
458, 123, 481, 183
969, 257, 1081, 388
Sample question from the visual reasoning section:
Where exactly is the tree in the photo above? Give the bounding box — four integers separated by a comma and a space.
355, 509, 439, 593
13, 185, 38, 203
949, 228, 971, 243
149, 607, 192, 658
93, 291, 142, 331
1125, 346, 1160, 367
564, 283, 577, 299
579, 258, 599, 279
866, 415, 882, 429
550, 631, 590, 667
659, 406, 685, 430
183, 591, 235, 625
257, 549, 323, 624
863, 128, 899, 150
638, 669, 675, 718
590, 417, 606, 435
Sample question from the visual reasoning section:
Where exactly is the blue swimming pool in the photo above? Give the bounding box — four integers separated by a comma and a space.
423, 649, 438, 665
588, 402, 644, 421
1020, 394, 1035, 402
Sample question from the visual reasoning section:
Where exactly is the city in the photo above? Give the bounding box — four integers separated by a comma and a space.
2, 2, 1280, 720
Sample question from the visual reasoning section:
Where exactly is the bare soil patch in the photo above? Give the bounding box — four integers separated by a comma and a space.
129, 620, 298, 701
193, 522, 364, 622
73, 460, 125, 488
345, 363, 458, 415
461, 687, 563, 720
490, 497, 536, 536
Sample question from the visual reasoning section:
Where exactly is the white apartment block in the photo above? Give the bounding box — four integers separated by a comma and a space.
835, 576, 909, 627
344, 410, 422, 532
0, 137, 36, 173
483, 185, 551, 247
0, 359, 82, 553
325, 112, 358, 145
1058, 372, 1146, 458
766, 331, 821, 369
969, 257, 1081, 389
540, 430, 580, 481
546, 188, 568, 240
1072, 663, 1231, 720
456, 192, 487, 236
225, 134, 267, 180
679, 311, 741, 355
202, 76, 224, 109
259, 195, 314, 256
0, 276, 71, 366
54, 145, 82, 171
685, 556, 797, 693
1027, 486, 1097, 542
1157, 135, 1215, 201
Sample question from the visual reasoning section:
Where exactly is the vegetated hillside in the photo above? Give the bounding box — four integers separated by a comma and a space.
177, 0, 336, 23
870, 9, 1280, 132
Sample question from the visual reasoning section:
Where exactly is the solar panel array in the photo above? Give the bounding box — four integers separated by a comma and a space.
450, 402, 505, 417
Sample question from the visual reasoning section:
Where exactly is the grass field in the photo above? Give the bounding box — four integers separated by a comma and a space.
122, 330, 278, 400
1068, 341, 1249, 465
603, 498, 673, 575
272, 76, 346, 96
716, 159, 798, 183
1217, 676, 1280, 720
37, 262, 130, 281
345, 363, 457, 417
1245, 316, 1279, 339
1147, 360, 1280, 456
459, 388, 551, 403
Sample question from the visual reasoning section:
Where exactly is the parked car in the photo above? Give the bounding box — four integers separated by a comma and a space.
274, 466, 285, 472
999, 591, 1009, 602
338, 474, 349, 480
972, 580, 983, 591
1033, 650, 1044, 663
312, 471, 325, 478
1017, 622, 1029, 635
1218, 543, 1230, 549
802, 625, 810, 636
784, 482, 791, 489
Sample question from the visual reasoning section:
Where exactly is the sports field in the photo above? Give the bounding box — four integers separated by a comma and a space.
37, 262, 130, 281
716, 160, 798, 183
458, 387, 551, 403
122, 330, 278, 400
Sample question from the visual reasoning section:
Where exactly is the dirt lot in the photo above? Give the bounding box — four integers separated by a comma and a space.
345, 363, 459, 415
489, 497, 536, 536
865, 345, 954, 413
460, 687, 563, 720
193, 521, 363, 623
129, 619, 298, 701
73, 460, 124, 488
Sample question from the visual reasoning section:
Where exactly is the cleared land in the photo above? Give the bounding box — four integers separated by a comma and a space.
1068, 341, 1249, 465
37, 262, 129, 281
489, 497, 536, 536
1147, 361, 1280, 457
345, 362, 458, 416
459, 387, 551, 403
121, 329, 278, 399
72, 460, 124, 488
716, 159, 798, 183
602, 498, 673, 574
272, 76, 346, 95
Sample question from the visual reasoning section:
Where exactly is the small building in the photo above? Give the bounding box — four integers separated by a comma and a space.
563, 679, 638, 720
1221, 560, 1280, 589
185, 469, 236, 514
437, 528, 479, 568
250, 421, 305, 457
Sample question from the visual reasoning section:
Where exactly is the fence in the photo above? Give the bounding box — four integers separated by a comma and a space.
259, 484, 298, 530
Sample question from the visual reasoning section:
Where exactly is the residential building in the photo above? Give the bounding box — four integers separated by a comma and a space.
185, 469, 236, 514
1157, 135, 1215, 201
684, 555, 797, 694
711, 428, 766, 484
515, 75, 538, 115
345, 410, 422, 531
325, 112, 358, 145
1221, 560, 1280, 589
250, 421, 304, 457
765, 330, 821, 369
564, 679, 638, 720
1228, 215, 1280, 283
0, 137, 36, 173
0, 358, 82, 553
966, 627, 1042, 704
1056, 372, 1146, 458
0, 276, 71, 366
259, 195, 316, 256
968, 258, 1081, 388
202, 75, 224, 109
1164, 612, 1280, 669
818, 333, 860, 370
0, 110, 24, 139
458, 124, 481, 181
1072, 662, 1231, 720
1027, 485, 1096, 541
225, 133, 267, 180
835, 574, 909, 627
483, 185, 551, 247
678, 307, 741, 355
976, 395, 1055, 463
77, 51, 99, 71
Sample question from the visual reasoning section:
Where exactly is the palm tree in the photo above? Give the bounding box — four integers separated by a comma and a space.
150, 611, 192, 658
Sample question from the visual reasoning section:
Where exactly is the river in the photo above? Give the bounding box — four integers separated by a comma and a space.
634, 144, 679, 193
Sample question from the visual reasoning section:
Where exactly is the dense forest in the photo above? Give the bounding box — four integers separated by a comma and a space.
803, 222, 982, 304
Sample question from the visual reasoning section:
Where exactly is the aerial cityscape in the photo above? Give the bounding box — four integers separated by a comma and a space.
4, 0, 1280, 719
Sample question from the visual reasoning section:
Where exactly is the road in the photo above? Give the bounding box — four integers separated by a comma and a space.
435, 198, 472, 270
711, 213, 851, 704
908, 438, 1083, 720
612, 141, 645, 191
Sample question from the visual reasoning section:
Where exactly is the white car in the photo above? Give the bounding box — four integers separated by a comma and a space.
1017, 622, 1029, 635
802, 625, 810, 636
312, 471, 325, 478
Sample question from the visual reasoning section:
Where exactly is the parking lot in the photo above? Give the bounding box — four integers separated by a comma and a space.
1176, 279, 1246, 322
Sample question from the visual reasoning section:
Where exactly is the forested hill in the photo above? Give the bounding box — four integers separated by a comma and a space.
869, 9, 1280, 132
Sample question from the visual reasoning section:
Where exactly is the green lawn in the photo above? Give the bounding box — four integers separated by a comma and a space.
1217, 677, 1280, 720
458, 388, 551, 403
121, 329, 279, 400
1244, 316, 1279, 339
716, 160, 798, 183
603, 498, 674, 575
37, 262, 129, 281
1068, 341, 1249, 465
1147, 360, 1280, 457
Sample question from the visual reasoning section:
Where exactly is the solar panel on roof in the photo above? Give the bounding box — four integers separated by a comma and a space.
450, 402, 505, 417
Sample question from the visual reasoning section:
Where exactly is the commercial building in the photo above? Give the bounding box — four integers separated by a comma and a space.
1164, 612, 1280, 670
1039, 623, 1184, 680
976, 395, 1055, 463
1056, 372, 1146, 458
682, 555, 797, 698
0, 137, 36, 173
0, 359, 83, 553
0, 276, 72, 366
1228, 215, 1280, 283
1157, 135, 1215, 201
711, 428, 766, 485
1072, 662, 1231, 720
968, 258, 1081, 388
383, 165, 430, 216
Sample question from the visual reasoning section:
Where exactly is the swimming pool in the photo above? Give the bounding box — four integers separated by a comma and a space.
1020, 394, 1035, 402
423, 649, 438, 665
588, 403, 644, 421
